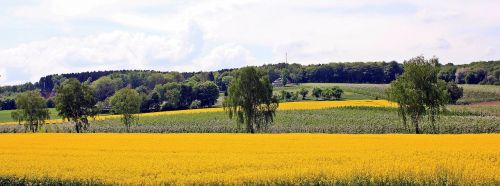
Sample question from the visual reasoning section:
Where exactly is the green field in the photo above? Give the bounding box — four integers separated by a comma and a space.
1, 83, 498, 134
275, 83, 388, 100
277, 83, 500, 104
1, 106, 497, 133
0, 108, 60, 123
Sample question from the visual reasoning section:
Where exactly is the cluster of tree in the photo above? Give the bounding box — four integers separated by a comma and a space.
279, 87, 343, 101
279, 90, 299, 101
7, 56, 468, 134
0, 99, 16, 110
0, 82, 37, 94
11, 76, 220, 133
0, 60, 495, 112
260, 61, 403, 84
439, 61, 500, 85
140, 81, 219, 112
36, 70, 223, 93
310, 87, 344, 100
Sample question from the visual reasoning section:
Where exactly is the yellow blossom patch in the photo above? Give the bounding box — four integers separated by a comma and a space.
0, 134, 497, 185
0, 100, 396, 125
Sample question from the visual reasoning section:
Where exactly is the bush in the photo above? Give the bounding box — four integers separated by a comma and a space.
190, 100, 202, 109
446, 82, 463, 104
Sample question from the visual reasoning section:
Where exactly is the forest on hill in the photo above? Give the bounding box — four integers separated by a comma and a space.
0, 60, 499, 111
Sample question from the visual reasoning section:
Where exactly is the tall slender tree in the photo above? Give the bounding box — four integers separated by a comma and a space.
223, 67, 279, 133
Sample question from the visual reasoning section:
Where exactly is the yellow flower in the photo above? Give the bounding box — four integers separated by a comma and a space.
0, 100, 396, 125
0, 134, 497, 185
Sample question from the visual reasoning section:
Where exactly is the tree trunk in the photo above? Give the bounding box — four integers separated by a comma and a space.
411, 114, 422, 134
75, 121, 81, 133
30, 123, 35, 133
413, 117, 421, 134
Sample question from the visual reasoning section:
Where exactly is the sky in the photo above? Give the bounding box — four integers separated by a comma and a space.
0, 0, 499, 85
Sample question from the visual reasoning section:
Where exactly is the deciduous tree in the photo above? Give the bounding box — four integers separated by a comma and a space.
446, 82, 463, 104
14, 91, 50, 132
110, 88, 142, 132
299, 88, 309, 100
194, 81, 219, 107
223, 67, 279, 133
387, 56, 449, 134
54, 78, 98, 133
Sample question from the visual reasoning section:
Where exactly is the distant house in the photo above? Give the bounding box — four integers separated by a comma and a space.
272, 78, 284, 87
272, 78, 292, 87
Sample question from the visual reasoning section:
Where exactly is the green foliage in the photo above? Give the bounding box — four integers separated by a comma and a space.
54, 78, 97, 133
291, 91, 299, 101
194, 81, 219, 107
312, 87, 322, 100
446, 82, 463, 104
280, 90, 293, 101
302, 83, 499, 104
0, 176, 104, 186
322, 87, 343, 100
189, 100, 202, 109
2, 106, 496, 133
280, 68, 290, 86
220, 76, 234, 91
438, 64, 457, 82
14, 91, 50, 132
387, 56, 449, 134
91, 76, 122, 101
110, 88, 142, 132
161, 82, 182, 110
10, 110, 22, 124
298, 88, 309, 100
0, 98, 16, 110
223, 67, 279, 133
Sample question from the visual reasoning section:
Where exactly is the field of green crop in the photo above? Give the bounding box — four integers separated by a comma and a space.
277, 83, 500, 103
458, 84, 500, 103
1, 106, 497, 133
1, 83, 497, 134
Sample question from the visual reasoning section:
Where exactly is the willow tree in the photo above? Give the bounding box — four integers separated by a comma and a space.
14, 91, 50, 132
387, 56, 449, 134
223, 67, 279, 133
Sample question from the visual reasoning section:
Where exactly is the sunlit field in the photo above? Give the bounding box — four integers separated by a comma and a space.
0, 134, 497, 185
0, 100, 395, 125
285, 83, 500, 104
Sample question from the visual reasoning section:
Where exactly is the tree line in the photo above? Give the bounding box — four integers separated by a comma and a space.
2, 60, 498, 96
1, 60, 498, 110
7, 56, 467, 134
11, 77, 220, 133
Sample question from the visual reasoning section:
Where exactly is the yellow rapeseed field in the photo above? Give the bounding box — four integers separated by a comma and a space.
0, 100, 396, 125
0, 134, 497, 185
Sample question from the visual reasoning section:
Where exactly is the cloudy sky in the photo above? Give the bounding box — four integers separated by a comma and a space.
0, 0, 499, 85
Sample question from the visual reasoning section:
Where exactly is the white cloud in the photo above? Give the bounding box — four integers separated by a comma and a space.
191, 43, 258, 71
1, 0, 500, 84
0, 68, 7, 84
0, 30, 195, 85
